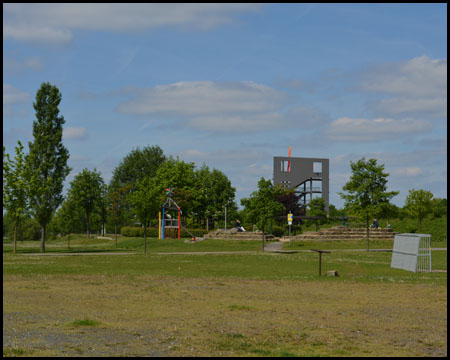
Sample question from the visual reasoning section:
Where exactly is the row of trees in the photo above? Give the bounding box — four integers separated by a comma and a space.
3, 82, 238, 253
3, 82, 447, 254
239, 158, 446, 248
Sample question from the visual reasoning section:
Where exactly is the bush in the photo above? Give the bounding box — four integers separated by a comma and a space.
7, 218, 41, 241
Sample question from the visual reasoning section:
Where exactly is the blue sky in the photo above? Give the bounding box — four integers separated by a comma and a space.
3, 3, 447, 209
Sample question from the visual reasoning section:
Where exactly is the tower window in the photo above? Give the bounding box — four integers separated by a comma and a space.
313, 162, 322, 173
281, 160, 291, 173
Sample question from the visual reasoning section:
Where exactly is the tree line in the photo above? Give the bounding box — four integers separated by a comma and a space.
3, 83, 240, 252
4, 83, 447, 253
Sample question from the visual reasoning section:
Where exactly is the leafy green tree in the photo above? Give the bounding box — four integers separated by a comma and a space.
107, 184, 131, 246
128, 176, 159, 253
191, 164, 236, 230
153, 158, 197, 215
67, 168, 105, 238
192, 164, 212, 225
377, 202, 400, 219
110, 145, 166, 191
338, 157, 399, 250
241, 178, 284, 250
27, 82, 71, 252
307, 197, 328, 226
328, 204, 341, 219
3, 141, 32, 254
431, 198, 447, 218
52, 196, 81, 248
404, 189, 434, 232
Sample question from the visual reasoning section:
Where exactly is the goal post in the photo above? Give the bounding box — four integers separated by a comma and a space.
391, 233, 432, 273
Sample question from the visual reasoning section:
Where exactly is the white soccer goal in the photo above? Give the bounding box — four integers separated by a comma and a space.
391, 233, 432, 273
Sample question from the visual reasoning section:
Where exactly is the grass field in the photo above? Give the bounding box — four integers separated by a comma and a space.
3, 235, 447, 357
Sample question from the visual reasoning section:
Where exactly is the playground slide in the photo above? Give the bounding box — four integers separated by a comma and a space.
181, 225, 196, 241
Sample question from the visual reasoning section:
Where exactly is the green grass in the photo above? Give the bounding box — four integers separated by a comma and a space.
3, 347, 32, 357
2, 234, 262, 254
282, 238, 396, 250
69, 319, 101, 327
3, 248, 447, 285
3, 233, 447, 357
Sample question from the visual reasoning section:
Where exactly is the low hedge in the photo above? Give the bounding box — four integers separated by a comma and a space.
121, 226, 208, 238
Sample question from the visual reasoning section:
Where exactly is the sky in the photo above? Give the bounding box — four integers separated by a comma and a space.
3, 3, 447, 210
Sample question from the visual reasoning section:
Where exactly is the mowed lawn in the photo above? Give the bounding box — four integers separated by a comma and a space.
3, 236, 447, 357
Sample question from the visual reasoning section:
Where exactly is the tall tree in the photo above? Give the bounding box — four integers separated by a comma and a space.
307, 197, 328, 228
3, 141, 32, 254
67, 168, 105, 238
192, 165, 236, 229
107, 184, 131, 247
27, 82, 71, 252
153, 158, 197, 215
128, 176, 159, 254
404, 189, 434, 232
338, 157, 399, 251
241, 178, 284, 251
110, 145, 166, 191
53, 196, 81, 249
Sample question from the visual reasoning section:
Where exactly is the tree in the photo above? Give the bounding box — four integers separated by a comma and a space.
110, 145, 166, 191
274, 187, 304, 225
67, 168, 105, 238
241, 178, 284, 251
404, 189, 434, 232
27, 82, 71, 252
431, 198, 447, 218
107, 184, 131, 246
338, 157, 399, 251
108, 146, 166, 228
153, 158, 197, 215
53, 196, 81, 248
307, 197, 328, 227
192, 165, 237, 229
3, 141, 32, 254
128, 176, 159, 254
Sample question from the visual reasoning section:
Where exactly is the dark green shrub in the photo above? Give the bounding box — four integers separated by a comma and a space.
8, 217, 41, 241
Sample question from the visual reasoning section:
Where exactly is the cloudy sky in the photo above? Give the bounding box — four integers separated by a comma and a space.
3, 3, 447, 209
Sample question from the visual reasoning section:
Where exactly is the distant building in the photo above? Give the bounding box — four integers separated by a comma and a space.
273, 156, 329, 214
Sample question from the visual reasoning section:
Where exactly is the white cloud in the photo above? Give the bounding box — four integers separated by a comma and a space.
4, 4, 260, 44
373, 97, 446, 117
3, 83, 29, 105
117, 81, 289, 133
360, 56, 447, 117
324, 116, 432, 142
286, 106, 330, 129
187, 113, 285, 133
3, 24, 72, 44
4, 55, 43, 72
63, 127, 88, 140
118, 81, 285, 115
391, 167, 423, 177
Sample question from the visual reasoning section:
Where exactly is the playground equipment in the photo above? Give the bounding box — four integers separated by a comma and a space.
159, 187, 181, 240
158, 187, 196, 241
